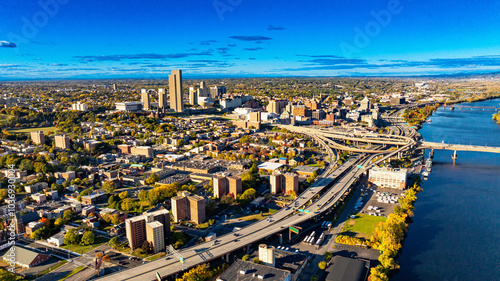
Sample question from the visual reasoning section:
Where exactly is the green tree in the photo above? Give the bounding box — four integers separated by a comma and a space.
121, 198, 135, 211
108, 237, 119, 249
63, 210, 75, 221
141, 240, 151, 254
65, 228, 81, 245
118, 191, 129, 199
146, 173, 160, 185
253, 257, 260, 264
102, 181, 116, 193
0, 268, 17, 281
55, 217, 65, 228
81, 231, 95, 245
242, 255, 250, 261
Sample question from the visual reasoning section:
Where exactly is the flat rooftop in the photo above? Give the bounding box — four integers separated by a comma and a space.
218, 259, 291, 281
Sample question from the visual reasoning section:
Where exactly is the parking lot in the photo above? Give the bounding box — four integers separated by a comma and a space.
355, 185, 404, 217
106, 251, 145, 269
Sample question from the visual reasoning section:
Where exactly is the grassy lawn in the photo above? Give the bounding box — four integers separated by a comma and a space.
340, 214, 387, 239
145, 252, 166, 261
238, 211, 275, 222
307, 163, 323, 167
8, 126, 57, 134
197, 222, 210, 229
61, 236, 109, 254
37, 260, 68, 277
59, 266, 86, 280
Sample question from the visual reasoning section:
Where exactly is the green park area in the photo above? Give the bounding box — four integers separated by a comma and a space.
0, 114, 14, 125
340, 214, 387, 239
8, 126, 57, 134
61, 236, 109, 254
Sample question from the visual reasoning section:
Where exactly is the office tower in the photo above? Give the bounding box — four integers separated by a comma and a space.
146, 221, 165, 253
249, 111, 261, 122
141, 89, 150, 110
197, 81, 210, 98
268, 99, 287, 114
158, 88, 167, 112
189, 87, 197, 105
284, 173, 299, 194
125, 209, 170, 251
171, 191, 205, 224
169, 70, 183, 112
55, 135, 70, 150
31, 131, 45, 145
214, 175, 228, 198
209, 85, 227, 99
112, 84, 117, 91
258, 244, 275, 267
227, 176, 242, 196
360, 97, 371, 111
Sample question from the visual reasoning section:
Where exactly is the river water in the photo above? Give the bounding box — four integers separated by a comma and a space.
392, 98, 500, 281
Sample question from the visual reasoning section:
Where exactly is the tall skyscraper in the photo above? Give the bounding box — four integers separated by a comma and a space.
158, 88, 167, 112
141, 89, 150, 110
189, 87, 197, 105
169, 70, 183, 112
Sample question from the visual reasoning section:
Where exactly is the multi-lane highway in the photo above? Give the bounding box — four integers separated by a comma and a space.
98, 132, 414, 281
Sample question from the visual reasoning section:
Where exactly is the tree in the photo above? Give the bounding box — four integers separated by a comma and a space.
138, 189, 148, 202
102, 181, 116, 193
65, 229, 81, 245
55, 217, 65, 228
108, 237, 119, 249
0, 268, 17, 281
146, 173, 160, 185
253, 257, 260, 264
110, 214, 120, 225
121, 198, 135, 211
324, 251, 333, 261
63, 210, 75, 221
81, 231, 95, 245
242, 255, 250, 261
318, 261, 327, 270
118, 191, 129, 199
141, 240, 151, 254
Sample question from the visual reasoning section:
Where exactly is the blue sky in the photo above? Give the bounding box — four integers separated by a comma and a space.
1, 0, 500, 79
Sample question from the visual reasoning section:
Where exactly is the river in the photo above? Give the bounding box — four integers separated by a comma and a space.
392, 98, 500, 281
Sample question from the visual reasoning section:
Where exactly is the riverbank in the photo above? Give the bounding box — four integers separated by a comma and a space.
392, 97, 500, 281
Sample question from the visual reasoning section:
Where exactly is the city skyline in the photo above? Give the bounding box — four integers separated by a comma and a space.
1, 0, 500, 79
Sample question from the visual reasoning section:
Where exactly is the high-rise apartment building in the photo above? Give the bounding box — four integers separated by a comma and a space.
141, 89, 150, 110
214, 175, 242, 198
213, 175, 228, 198
30, 131, 45, 145
228, 176, 242, 196
284, 173, 299, 194
171, 191, 205, 224
270, 172, 299, 195
125, 209, 170, 251
169, 70, 183, 112
71, 102, 88, 111
146, 221, 165, 253
55, 135, 70, 150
